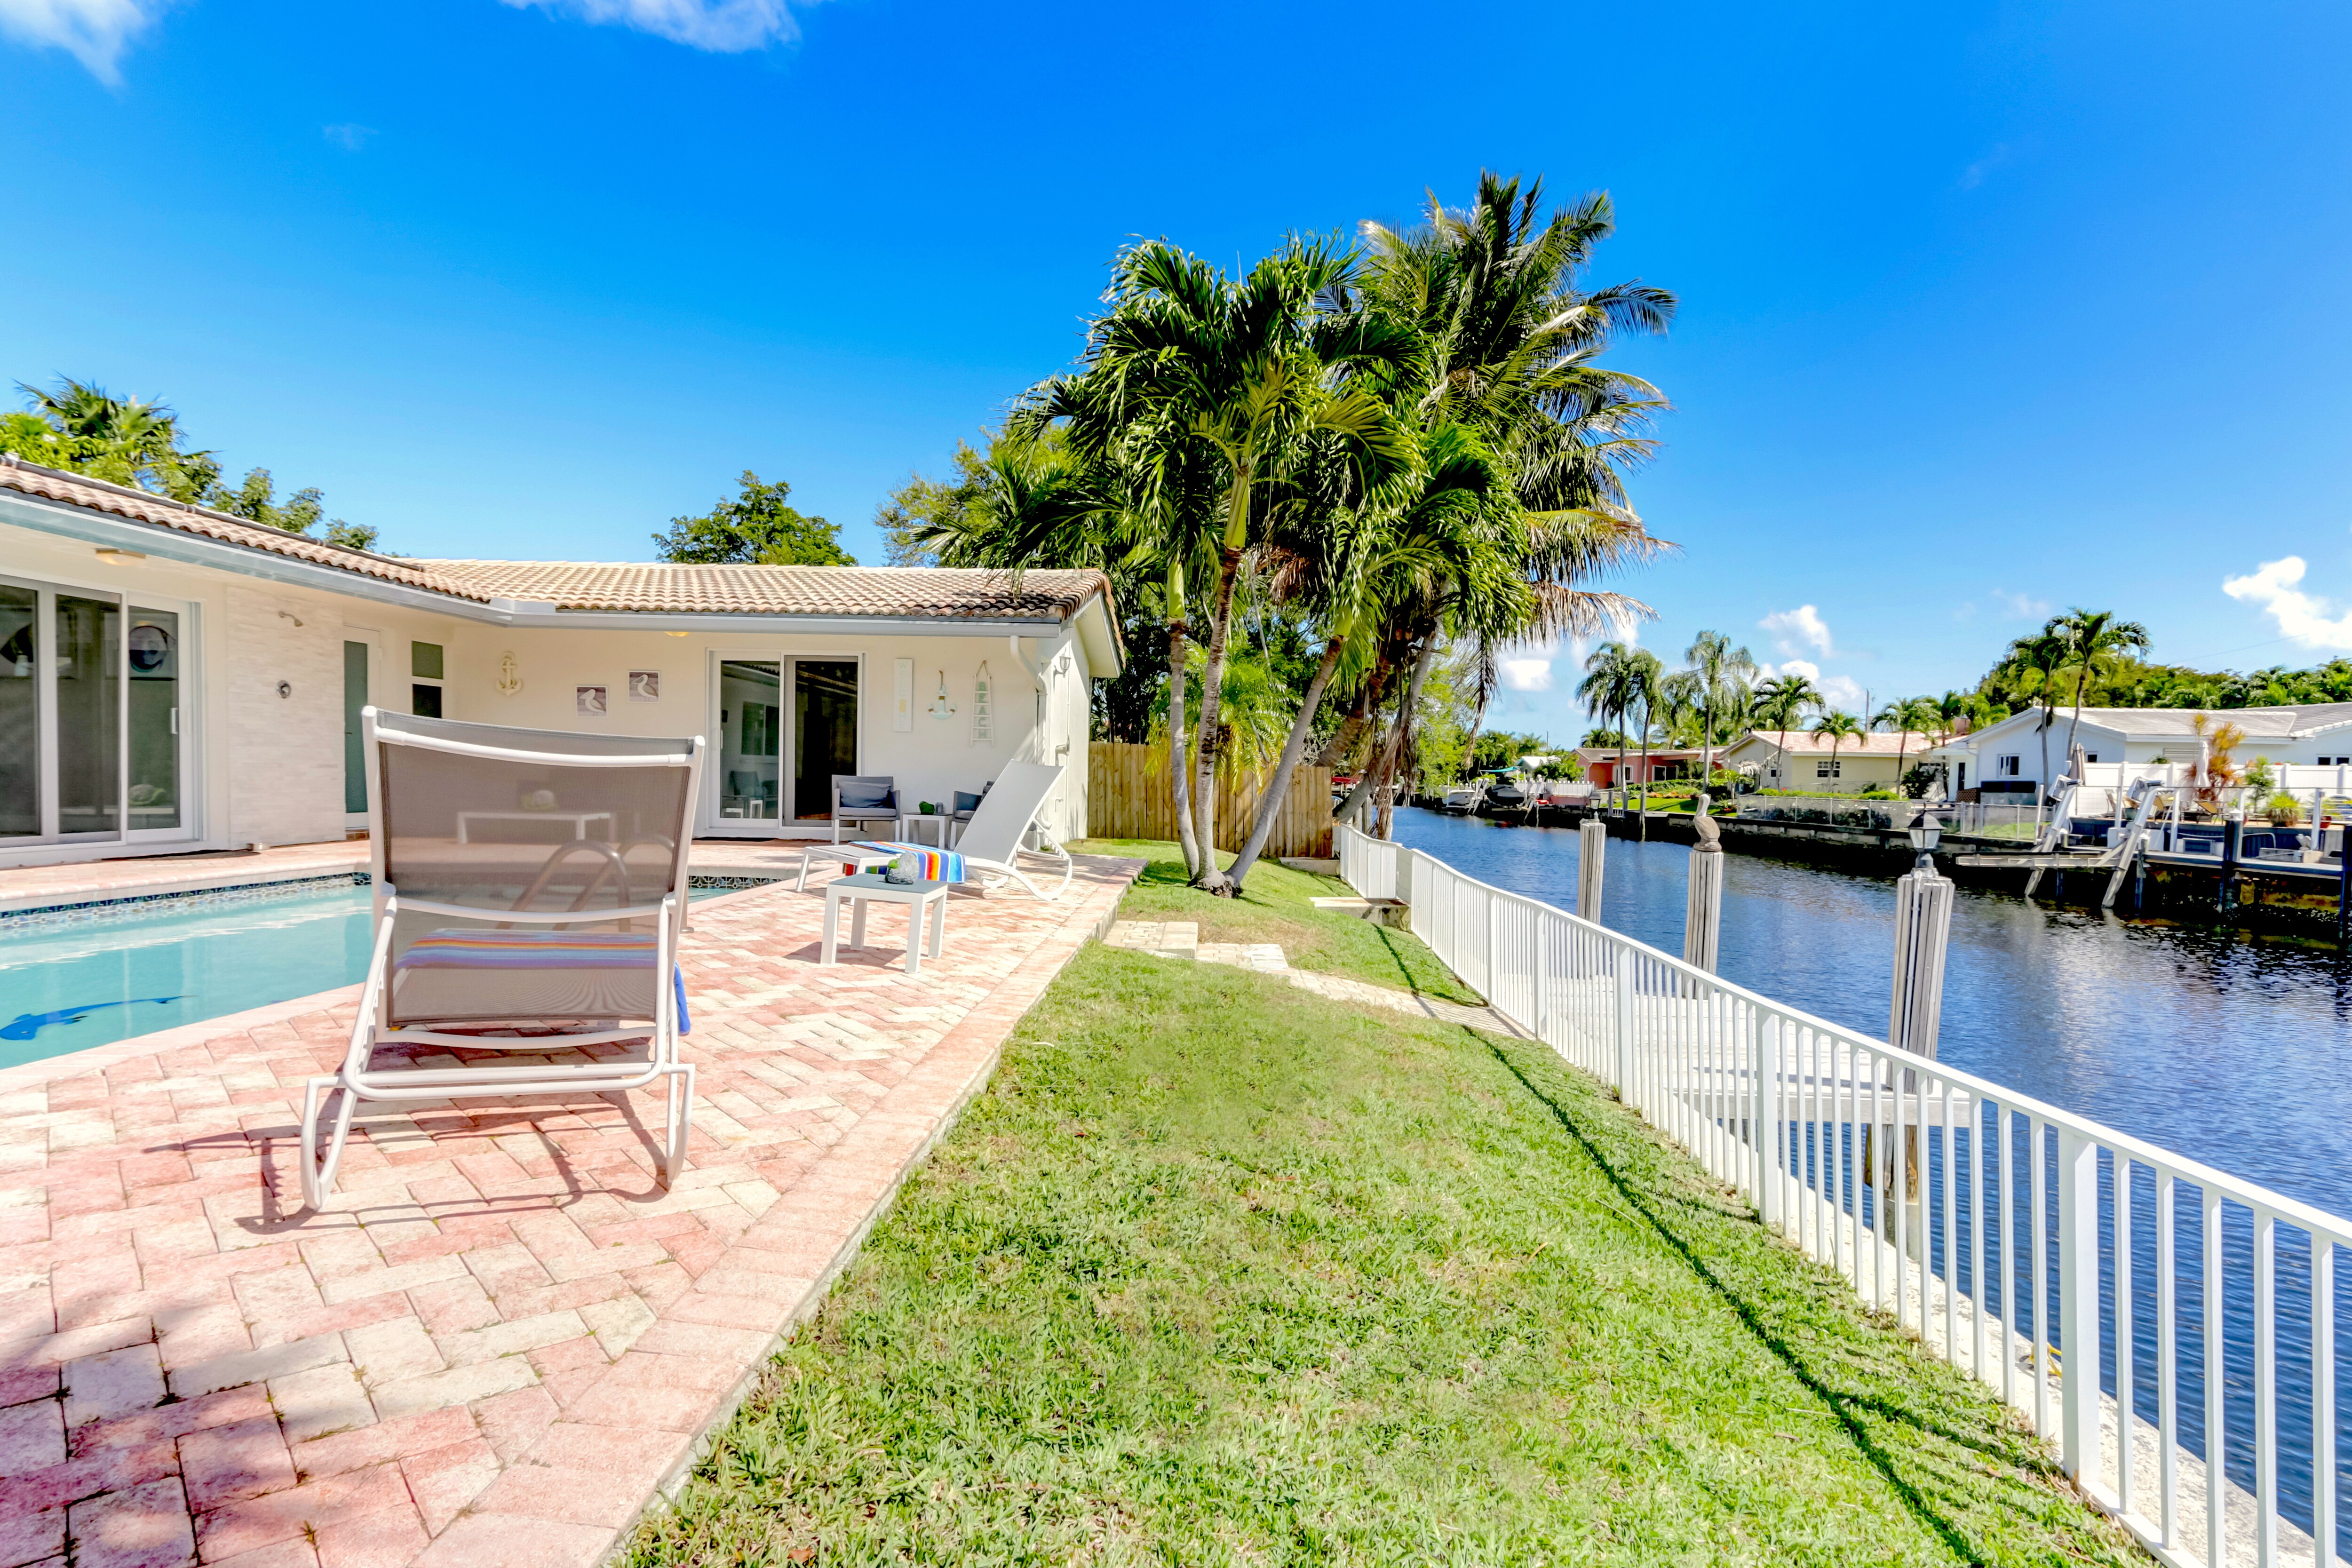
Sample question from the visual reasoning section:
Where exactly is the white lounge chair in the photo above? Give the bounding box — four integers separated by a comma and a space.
940, 760, 1073, 900
300, 709, 704, 1210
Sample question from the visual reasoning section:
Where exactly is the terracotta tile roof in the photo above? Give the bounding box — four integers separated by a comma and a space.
412, 559, 1112, 619
0, 455, 492, 599
0, 458, 1113, 623
1734, 731, 1939, 756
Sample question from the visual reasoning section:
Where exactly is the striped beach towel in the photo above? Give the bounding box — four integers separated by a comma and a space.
849, 841, 966, 883
397, 930, 691, 1032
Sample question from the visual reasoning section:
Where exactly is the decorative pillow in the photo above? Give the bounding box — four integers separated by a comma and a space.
838, 783, 893, 809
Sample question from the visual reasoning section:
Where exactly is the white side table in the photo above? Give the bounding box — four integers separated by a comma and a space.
796, 843, 900, 891
820, 873, 950, 975
456, 810, 614, 844
896, 813, 954, 847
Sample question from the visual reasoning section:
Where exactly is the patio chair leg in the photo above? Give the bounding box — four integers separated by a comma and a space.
658, 1064, 694, 1185
299, 1077, 358, 1211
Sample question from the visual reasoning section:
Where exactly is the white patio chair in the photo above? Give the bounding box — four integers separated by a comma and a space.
300, 709, 704, 1210
938, 760, 1073, 900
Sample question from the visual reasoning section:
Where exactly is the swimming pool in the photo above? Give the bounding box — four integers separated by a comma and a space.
0, 874, 764, 1069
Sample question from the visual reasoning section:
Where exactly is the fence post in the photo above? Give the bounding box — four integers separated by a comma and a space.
1485, 890, 1501, 1008
1613, 946, 1634, 1101
1684, 814, 1725, 975
1532, 915, 1550, 1045
1752, 1005, 1773, 1225
1578, 819, 1606, 923
2056, 1126, 2101, 1478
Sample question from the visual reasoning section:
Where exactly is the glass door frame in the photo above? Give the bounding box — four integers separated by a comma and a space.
700, 648, 865, 837
0, 568, 199, 852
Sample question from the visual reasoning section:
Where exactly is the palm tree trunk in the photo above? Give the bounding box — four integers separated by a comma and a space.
1189, 541, 1248, 891
2061, 666, 2091, 776
1165, 565, 1204, 880
1459, 697, 1489, 786
1315, 669, 1381, 769
1637, 700, 1652, 841
1229, 636, 1344, 890
1379, 637, 1441, 839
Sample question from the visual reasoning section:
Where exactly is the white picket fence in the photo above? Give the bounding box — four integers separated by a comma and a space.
1336, 823, 2348, 1568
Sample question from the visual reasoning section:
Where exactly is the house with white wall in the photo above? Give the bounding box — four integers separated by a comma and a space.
0, 457, 1120, 868
1720, 730, 1939, 794
1923, 704, 2352, 799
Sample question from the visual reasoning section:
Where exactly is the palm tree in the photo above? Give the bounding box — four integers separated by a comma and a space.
1810, 710, 1863, 791
1873, 696, 1943, 796
2002, 626, 2070, 793
1578, 641, 1647, 796
1751, 673, 1820, 790
1337, 172, 1673, 831
1018, 237, 1420, 890
2052, 608, 2152, 769
1677, 630, 1757, 785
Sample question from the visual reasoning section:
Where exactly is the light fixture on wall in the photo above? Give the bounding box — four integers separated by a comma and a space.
663, 631, 689, 638
277, 609, 305, 628
927, 670, 957, 721
94, 547, 145, 564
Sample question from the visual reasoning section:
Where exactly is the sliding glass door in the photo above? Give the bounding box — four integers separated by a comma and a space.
0, 574, 190, 848
709, 655, 859, 833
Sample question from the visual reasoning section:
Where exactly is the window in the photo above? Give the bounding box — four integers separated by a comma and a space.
411, 641, 444, 718
2084, 753, 2099, 764
1815, 759, 1841, 779
1996, 755, 2021, 777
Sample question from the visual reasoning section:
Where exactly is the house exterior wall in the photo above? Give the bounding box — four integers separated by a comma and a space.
0, 516, 1102, 867
1722, 736, 1931, 793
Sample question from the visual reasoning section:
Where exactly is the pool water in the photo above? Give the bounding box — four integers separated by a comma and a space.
0, 876, 755, 1069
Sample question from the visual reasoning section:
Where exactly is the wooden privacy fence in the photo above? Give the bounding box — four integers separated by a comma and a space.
1088, 742, 1334, 858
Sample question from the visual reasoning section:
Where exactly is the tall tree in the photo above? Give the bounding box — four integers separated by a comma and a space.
653, 472, 855, 565
1809, 709, 1863, 789
1751, 673, 1820, 791
2051, 608, 2152, 769
2001, 627, 2071, 794
1675, 629, 1756, 783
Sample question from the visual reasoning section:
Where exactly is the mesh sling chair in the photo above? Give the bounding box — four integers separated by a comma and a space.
918, 761, 1073, 900
301, 709, 705, 1210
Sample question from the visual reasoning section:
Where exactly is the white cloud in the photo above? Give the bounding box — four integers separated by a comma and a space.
501, 0, 811, 50
1759, 604, 1834, 660
0, 0, 167, 82
1756, 658, 1864, 714
1499, 656, 1552, 692
2223, 556, 2352, 650
1818, 675, 1867, 711
1991, 588, 2051, 620
323, 123, 376, 151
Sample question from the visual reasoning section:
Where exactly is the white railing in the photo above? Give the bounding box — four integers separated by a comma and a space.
1337, 824, 2348, 1568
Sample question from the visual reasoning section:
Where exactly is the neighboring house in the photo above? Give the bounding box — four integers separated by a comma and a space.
1576, 746, 1705, 787
1922, 704, 2352, 800
0, 458, 1120, 868
1720, 730, 1940, 794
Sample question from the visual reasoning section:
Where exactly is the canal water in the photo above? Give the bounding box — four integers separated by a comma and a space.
1391, 807, 2352, 1218
1391, 807, 2352, 1548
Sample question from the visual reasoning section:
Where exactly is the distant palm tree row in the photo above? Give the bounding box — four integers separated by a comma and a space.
1571, 608, 2156, 799
914, 171, 1677, 893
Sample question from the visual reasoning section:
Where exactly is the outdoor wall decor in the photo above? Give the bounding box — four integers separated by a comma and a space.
971, 661, 993, 744
927, 669, 956, 721
496, 652, 523, 696
576, 686, 607, 716
628, 670, 660, 702
893, 658, 914, 731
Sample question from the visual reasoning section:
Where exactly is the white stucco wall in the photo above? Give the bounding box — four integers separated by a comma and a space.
1, 513, 1110, 865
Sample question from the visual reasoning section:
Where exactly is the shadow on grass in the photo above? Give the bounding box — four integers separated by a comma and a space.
1479, 1033, 2046, 1567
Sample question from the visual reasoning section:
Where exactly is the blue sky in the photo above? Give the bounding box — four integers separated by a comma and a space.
5, 0, 2350, 742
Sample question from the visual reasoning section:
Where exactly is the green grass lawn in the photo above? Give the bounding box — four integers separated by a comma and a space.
624, 862, 2140, 1567
1068, 837, 1484, 1007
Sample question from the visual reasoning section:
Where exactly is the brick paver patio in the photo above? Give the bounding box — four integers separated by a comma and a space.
0, 854, 1138, 1567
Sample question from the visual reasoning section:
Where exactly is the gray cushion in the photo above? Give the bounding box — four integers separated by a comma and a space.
953, 789, 985, 814
838, 783, 893, 809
